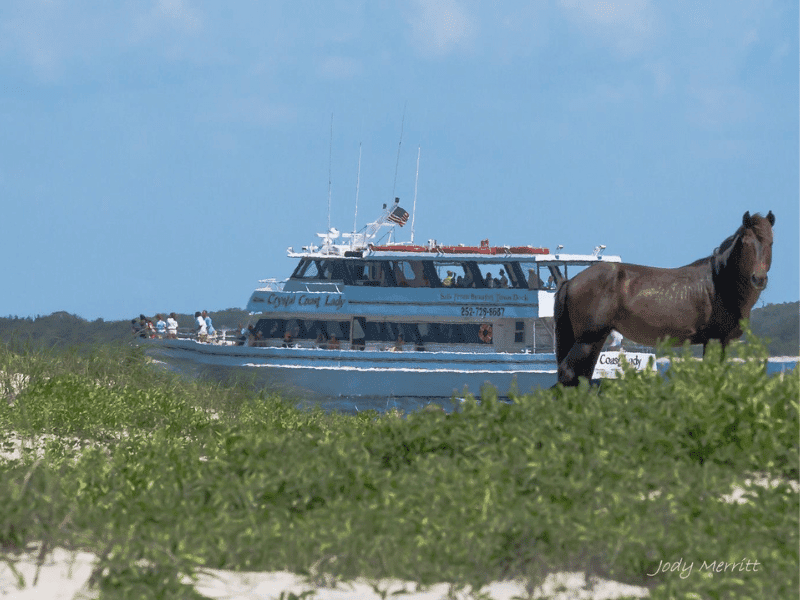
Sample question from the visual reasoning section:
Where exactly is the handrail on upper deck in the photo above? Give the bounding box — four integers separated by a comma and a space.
257, 278, 285, 291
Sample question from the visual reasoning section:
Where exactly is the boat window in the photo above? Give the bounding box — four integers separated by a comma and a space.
516, 262, 559, 289
359, 321, 488, 345
291, 259, 312, 279
290, 259, 345, 281
433, 262, 471, 288
391, 260, 429, 288
326, 320, 346, 340
514, 321, 525, 343
345, 260, 396, 287
472, 262, 523, 289
419, 323, 487, 344
504, 262, 529, 289
292, 260, 321, 279
344, 260, 368, 285
352, 317, 366, 339
252, 318, 350, 342
562, 264, 588, 281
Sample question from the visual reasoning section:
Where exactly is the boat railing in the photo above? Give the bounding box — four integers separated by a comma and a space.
256, 278, 285, 291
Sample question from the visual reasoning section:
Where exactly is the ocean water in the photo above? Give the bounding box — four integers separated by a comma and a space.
298, 357, 798, 415
151, 355, 798, 416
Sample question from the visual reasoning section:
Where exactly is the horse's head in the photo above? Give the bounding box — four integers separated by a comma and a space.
712, 211, 775, 291
739, 210, 775, 290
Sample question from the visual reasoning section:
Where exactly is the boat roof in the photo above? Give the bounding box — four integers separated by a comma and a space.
287, 201, 619, 263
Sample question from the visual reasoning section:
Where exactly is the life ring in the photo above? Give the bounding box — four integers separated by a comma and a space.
479, 323, 493, 343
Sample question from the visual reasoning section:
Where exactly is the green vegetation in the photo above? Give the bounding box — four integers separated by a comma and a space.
0, 331, 797, 599
749, 301, 800, 356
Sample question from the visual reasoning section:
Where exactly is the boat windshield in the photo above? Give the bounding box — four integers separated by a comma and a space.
253, 317, 493, 348
288, 257, 584, 290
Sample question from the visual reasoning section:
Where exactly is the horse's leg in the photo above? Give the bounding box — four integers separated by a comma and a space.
557, 338, 600, 386
558, 330, 612, 387
558, 342, 590, 386
703, 338, 727, 361
554, 281, 573, 367
584, 338, 608, 381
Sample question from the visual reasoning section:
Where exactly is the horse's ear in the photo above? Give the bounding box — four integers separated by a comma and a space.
767, 210, 775, 226
742, 211, 752, 228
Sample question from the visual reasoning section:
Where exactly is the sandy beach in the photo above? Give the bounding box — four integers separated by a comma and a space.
1, 545, 651, 599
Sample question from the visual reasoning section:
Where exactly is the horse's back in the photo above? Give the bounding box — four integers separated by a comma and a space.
562, 261, 716, 346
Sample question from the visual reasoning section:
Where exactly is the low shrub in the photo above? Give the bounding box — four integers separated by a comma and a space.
0, 333, 796, 599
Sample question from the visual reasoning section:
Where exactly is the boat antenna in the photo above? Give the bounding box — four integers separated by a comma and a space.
391, 102, 406, 201
352, 142, 362, 247
411, 145, 420, 244
327, 113, 333, 233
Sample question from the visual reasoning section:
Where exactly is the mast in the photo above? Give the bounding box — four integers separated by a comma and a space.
390, 104, 406, 243
327, 113, 333, 234
411, 145, 420, 244
352, 142, 362, 248
391, 104, 406, 201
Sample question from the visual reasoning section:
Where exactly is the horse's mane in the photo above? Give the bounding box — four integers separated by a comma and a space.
683, 228, 741, 271
710, 226, 744, 276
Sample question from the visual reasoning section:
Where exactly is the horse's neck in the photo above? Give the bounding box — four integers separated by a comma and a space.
713, 253, 759, 315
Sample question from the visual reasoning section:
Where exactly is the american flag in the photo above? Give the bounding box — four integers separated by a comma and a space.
387, 206, 409, 227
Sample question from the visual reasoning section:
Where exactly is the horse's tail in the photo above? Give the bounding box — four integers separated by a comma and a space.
554, 278, 573, 366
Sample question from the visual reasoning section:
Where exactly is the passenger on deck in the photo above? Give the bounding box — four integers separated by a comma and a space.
314, 333, 326, 348
195, 311, 208, 342
443, 271, 454, 287
155, 314, 167, 338
327, 336, 340, 350
546, 275, 556, 289
282, 331, 294, 347
484, 272, 494, 288
167, 313, 179, 338
202, 310, 216, 340
498, 269, 509, 288
528, 268, 545, 290
236, 323, 248, 345
392, 334, 404, 352
455, 275, 464, 287
131, 318, 143, 338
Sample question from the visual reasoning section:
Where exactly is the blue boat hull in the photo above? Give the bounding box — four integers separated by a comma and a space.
144, 338, 559, 399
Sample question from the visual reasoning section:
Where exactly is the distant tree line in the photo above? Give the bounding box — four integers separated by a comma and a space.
747, 301, 800, 356
0, 303, 797, 357
0, 308, 251, 354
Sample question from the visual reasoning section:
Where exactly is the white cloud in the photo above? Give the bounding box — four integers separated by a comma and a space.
317, 55, 363, 80
0, 1, 204, 83
648, 61, 672, 95
408, 0, 477, 57
558, 0, 657, 56
154, 0, 201, 30
132, 0, 202, 41
687, 85, 755, 130
0, 1, 71, 82
201, 96, 297, 129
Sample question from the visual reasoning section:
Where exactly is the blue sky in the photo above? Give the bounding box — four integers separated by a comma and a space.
1, 0, 797, 321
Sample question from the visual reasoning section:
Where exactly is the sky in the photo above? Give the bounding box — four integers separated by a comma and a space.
1, 0, 797, 321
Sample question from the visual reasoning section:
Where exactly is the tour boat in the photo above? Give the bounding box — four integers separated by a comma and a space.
144, 200, 654, 401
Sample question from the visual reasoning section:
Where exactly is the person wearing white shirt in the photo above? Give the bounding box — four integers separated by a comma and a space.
167, 313, 179, 339
202, 310, 216, 339
195, 311, 208, 342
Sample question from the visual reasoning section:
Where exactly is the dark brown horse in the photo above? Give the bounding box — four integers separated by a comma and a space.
555, 211, 775, 386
